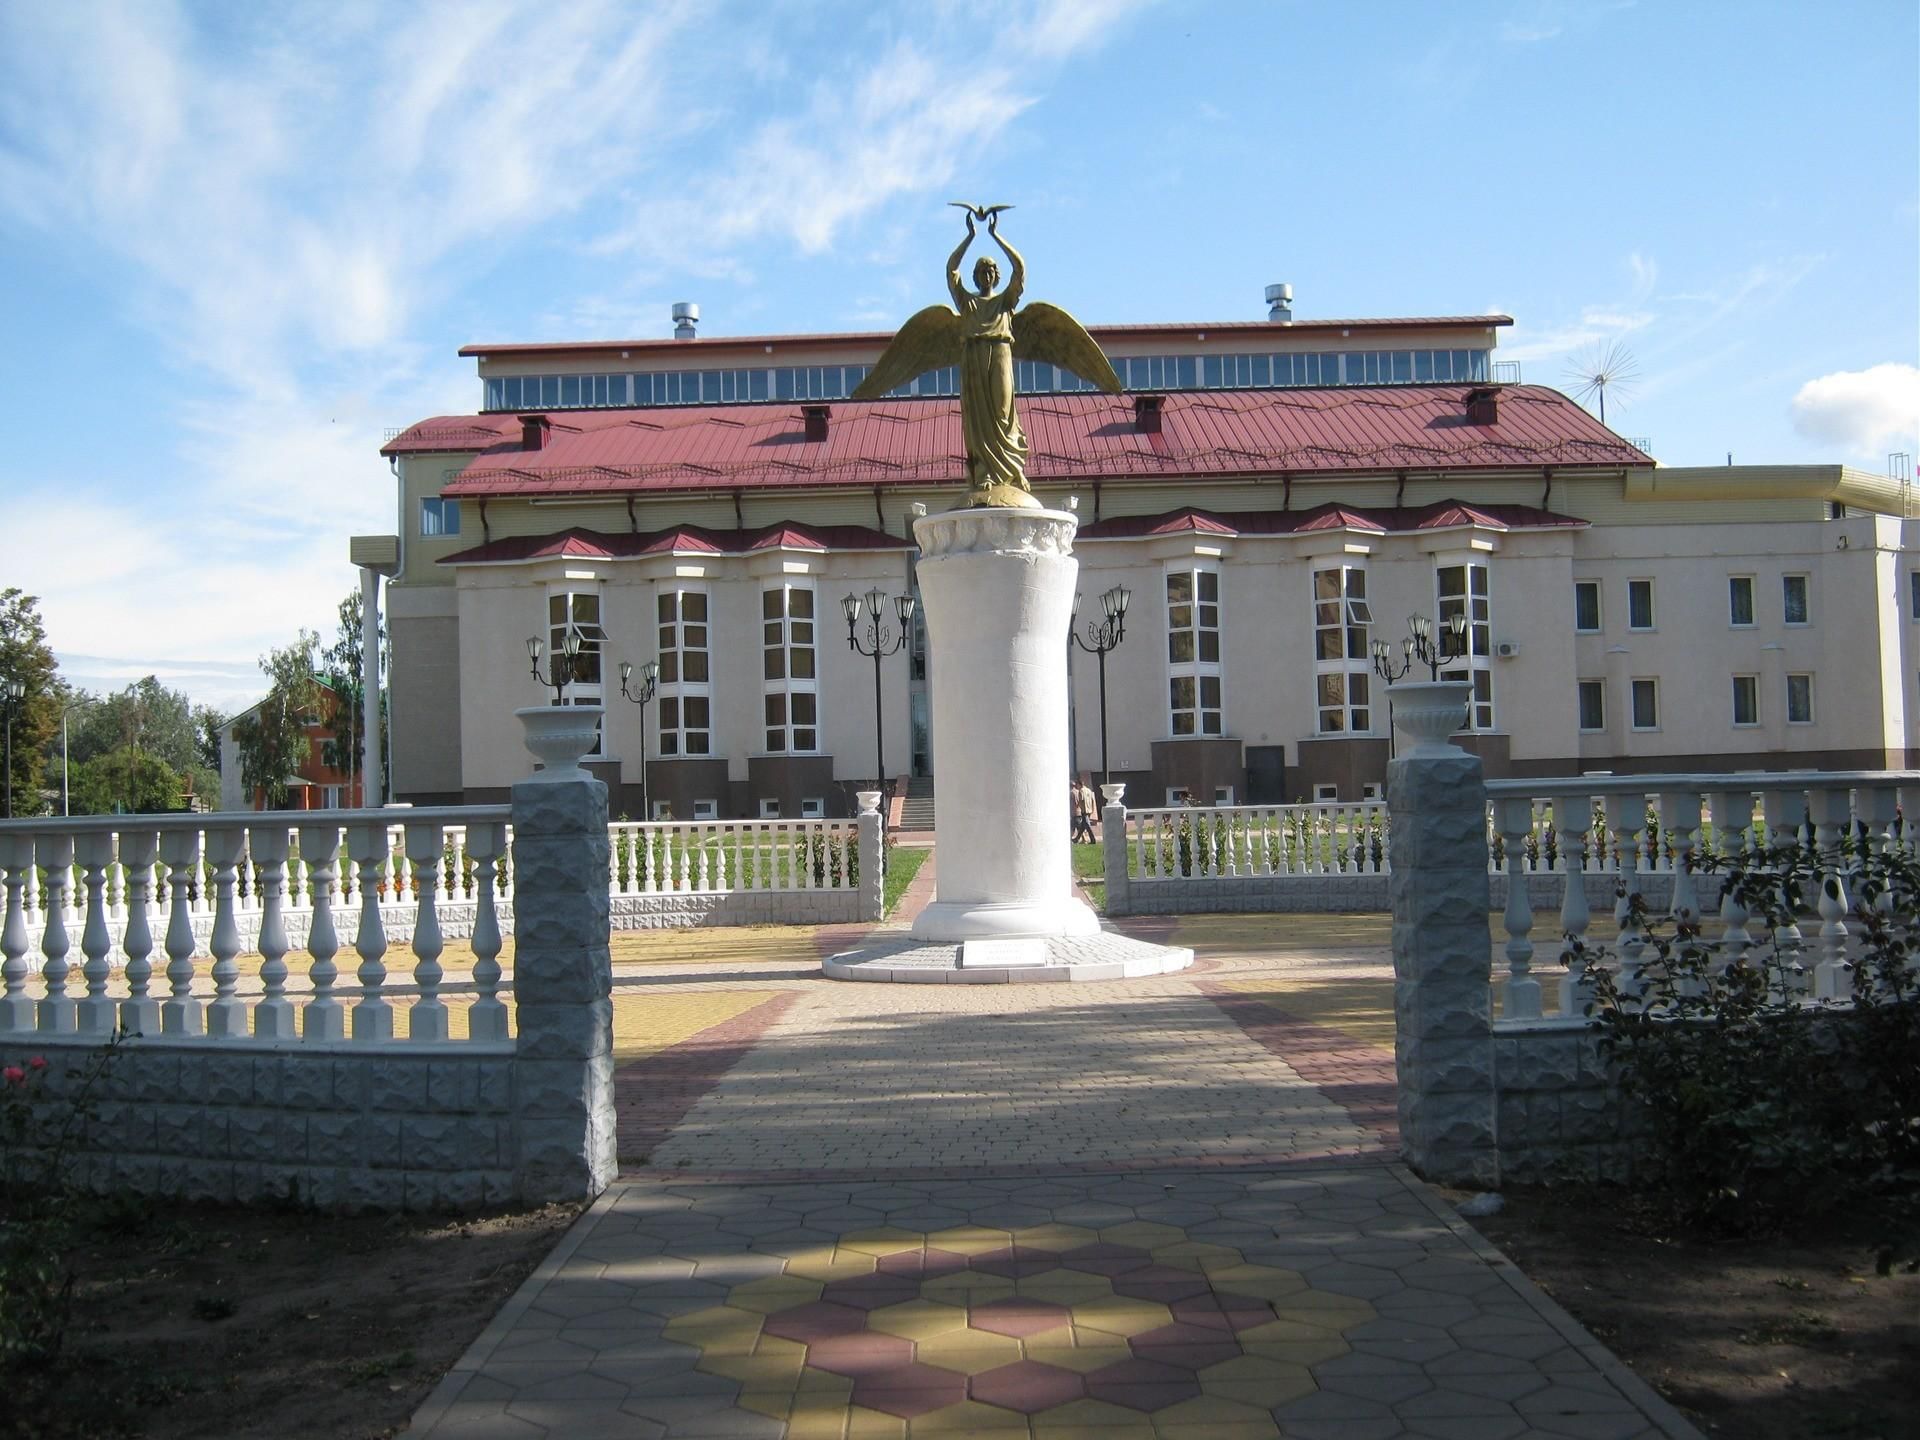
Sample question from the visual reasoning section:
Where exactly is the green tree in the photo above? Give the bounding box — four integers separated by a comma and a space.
0, 589, 64, 818
231, 632, 322, 809
68, 749, 184, 815
320, 589, 386, 803
64, 676, 218, 805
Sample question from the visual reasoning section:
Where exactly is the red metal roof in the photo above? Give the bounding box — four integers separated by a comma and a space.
1076, 500, 1586, 541
456, 316, 1514, 359
398, 385, 1647, 498
439, 520, 908, 566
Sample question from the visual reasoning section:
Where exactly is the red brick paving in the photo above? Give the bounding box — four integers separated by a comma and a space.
613, 992, 798, 1164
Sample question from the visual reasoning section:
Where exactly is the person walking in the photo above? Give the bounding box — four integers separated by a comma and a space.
1071, 776, 1096, 844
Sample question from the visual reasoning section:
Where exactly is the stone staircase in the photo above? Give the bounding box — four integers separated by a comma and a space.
899, 777, 936, 830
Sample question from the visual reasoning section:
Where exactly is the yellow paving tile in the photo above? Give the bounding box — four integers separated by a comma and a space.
1023, 1339, 1134, 1374
1015, 1270, 1113, 1304
1010, 1223, 1098, 1252
868, 1297, 971, 1340
1033, 1398, 1160, 1438
918, 1271, 1015, 1305
912, 1327, 1022, 1373
610, 990, 773, 1065
1195, 1355, 1316, 1407
786, 1247, 878, 1281
1096, 1221, 1188, 1251
845, 1404, 909, 1440
1148, 1393, 1282, 1437
728, 1274, 825, 1314
737, 1391, 797, 1422
1212, 974, 1396, 1049
1149, 1241, 1242, 1273
1237, 1335, 1350, 1367
1065, 1293, 1174, 1339
924, 1226, 1014, 1255
784, 1384, 860, 1439
662, 1304, 764, 1356
698, 1335, 809, 1390
906, 1399, 1031, 1435
1203, 1264, 1308, 1301
837, 1227, 927, 1256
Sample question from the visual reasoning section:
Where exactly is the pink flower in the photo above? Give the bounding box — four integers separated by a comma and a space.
26, 1056, 46, 1070
2, 1066, 23, 1085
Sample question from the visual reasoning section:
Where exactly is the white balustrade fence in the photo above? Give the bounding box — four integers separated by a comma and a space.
1482, 771, 1920, 1024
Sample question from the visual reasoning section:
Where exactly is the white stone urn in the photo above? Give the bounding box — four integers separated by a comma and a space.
516, 704, 604, 782
1387, 681, 1472, 758
855, 790, 883, 815
1099, 783, 1126, 807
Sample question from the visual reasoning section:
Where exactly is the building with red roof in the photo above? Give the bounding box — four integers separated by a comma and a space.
359, 300, 1917, 818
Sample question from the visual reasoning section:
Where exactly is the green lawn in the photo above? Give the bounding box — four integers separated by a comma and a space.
882, 846, 930, 916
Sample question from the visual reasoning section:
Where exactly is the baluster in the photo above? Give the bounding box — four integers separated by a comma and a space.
465, 822, 508, 1041
1860, 785, 1899, 918
192, 830, 213, 916
1495, 797, 1540, 1020
1660, 792, 1702, 924
348, 823, 393, 1041
235, 830, 257, 917
498, 824, 516, 902
251, 827, 295, 1038
1761, 789, 1809, 954
1605, 794, 1647, 1002
732, 823, 745, 892
108, 843, 126, 922
33, 833, 77, 1034
117, 832, 160, 1035
75, 833, 116, 1034
405, 821, 448, 1041
1708, 790, 1753, 972
158, 829, 203, 1035
1555, 793, 1592, 1010
203, 826, 247, 1037
0, 835, 35, 1030
1809, 788, 1852, 1001
696, 824, 711, 891
673, 825, 688, 890
300, 825, 346, 1041
1897, 785, 1920, 860
611, 826, 630, 896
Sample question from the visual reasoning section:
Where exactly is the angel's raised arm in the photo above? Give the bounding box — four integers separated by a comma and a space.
945, 218, 975, 306
990, 219, 1025, 307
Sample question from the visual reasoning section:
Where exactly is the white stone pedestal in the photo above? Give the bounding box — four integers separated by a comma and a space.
910, 507, 1100, 942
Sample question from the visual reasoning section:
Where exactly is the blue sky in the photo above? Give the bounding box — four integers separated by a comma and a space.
2, 0, 1915, 714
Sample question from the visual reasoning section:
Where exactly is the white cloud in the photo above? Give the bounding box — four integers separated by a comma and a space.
1790, 364, 1920, 458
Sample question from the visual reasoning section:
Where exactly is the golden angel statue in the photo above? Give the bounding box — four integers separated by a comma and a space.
853, 204, 1121, 508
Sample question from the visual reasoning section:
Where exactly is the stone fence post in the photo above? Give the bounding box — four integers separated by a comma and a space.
511, 772, 616, 1205
1101, 788, 1131, 916
1387, 688, 1497, 1188
856, 791, 884, 922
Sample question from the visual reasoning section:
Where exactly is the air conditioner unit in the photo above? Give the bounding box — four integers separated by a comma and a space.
1494, 641, 1521, 659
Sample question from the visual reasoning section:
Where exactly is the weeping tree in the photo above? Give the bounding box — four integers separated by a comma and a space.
231, 631, 322, 809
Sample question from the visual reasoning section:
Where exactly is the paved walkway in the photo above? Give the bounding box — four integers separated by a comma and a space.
404, 911, 1701, 1440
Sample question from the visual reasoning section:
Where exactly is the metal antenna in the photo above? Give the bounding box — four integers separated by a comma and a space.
1563, 341, 1640, 426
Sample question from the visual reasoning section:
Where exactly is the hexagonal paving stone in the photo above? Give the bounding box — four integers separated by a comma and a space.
1096, 1221, 1189, 1251
896, 1398, 1031, 1433
969, 1296, 1075, 1338
913, 1327, 1023, 1374
1147, 1392, 1283, 1435
849, 1363, 971, 1418
924, 1226, 1014, 1256
1168, 1293, 1276, 1334
1064, 1293, 1175, 1339
1016, 1268, 1115, 1306
1205, 1263, 1310, 1302
1058, 1242, 1158, 1277
1148, 1239, 1244, 1274
1082, 1354, 1204, 1412
783, 1247, 878, 1283
867, 1297, 971, 1341
819, 1271, 925, 1312
803, 1331, 916, 1379
1123, 1322, 1243, 1371
1238, 1333, 1353, 1368
661, 1304, 765, 1356
697, 1334, 810, 1390
875, 1247, 970, 1279
726, 1274, 825, 1315
920, 1270, 1016, 1306
835, 1227, 925, 1257
970, 1245, 1069, 1279
760, 1300, 870, 1344
1109, 1264, 1215, 1303
1023, 1339, 1137, 1376
957, 1359, 1083, 1414
1195, 1352, 1318, 1408
1009, 1223, 1098, 1253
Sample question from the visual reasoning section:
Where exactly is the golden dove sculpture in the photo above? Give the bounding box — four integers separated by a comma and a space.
853, 207, 1121, 509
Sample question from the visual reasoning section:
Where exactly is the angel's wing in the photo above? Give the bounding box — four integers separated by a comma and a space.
851, 305, 965, 400
1011, 302, 1122, 393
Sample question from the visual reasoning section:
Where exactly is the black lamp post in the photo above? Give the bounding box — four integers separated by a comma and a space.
618, 659, 660, 821
1069, 583, 1131, 791
527, 627, 584, 704
1370, 612, 1469, 685
1, 678, 22, 820
843, 587, 916, 795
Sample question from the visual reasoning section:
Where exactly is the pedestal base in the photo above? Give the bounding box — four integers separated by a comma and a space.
910, 895, 1101, 943
826, 930, 1194, 985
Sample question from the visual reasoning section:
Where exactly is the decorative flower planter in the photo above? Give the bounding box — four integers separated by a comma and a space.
855, 790, 883, 815
1387, 681, 1472, 758
1099, 783, 1127, 807
515, 704, 604, 782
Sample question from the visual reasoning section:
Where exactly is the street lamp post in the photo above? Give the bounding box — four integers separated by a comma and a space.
1, 679, 22, 820
527, 628, 585, 704
1369, 612, 1469, 685
1069, 584, 1131, 791
617, 659, 660, 822
843, 587, 916, 798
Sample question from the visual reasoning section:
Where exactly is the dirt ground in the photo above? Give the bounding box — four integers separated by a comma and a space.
0, 1200, 580, 1440
1460, 1185, 1920, 1440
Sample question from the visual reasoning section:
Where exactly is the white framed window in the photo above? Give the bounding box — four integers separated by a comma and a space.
1166, 786, 1192, 805
1165, 565, 1223, 737
801, 797, 826, 819
762, 584, 819, 753
1311, 783, 1339, 802
692, 798, 719, 821
758, 798, 780, 818
1212, 785, 1235, 806
419, 496, 461, 537
1630, 678, 1659, 731
1786, 673, 1813, 724
650, 799, 672, 820
1728, 576, 1754, 627
1732, 674, 1759, 727
1313, 565, 1372, 734
1437, 562, 1493, 730
1783, 574, 1810, 626
657, 587, 711, 757
1577, 680, 1605, 732
1573, 580, 1601, 633
1627, 579, 1655, 631
548, 589, 605, 756
1360, 781, 1383, 801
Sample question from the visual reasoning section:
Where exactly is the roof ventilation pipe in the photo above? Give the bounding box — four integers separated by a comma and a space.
802, 404, 831, 442
1264, 282, 1293, 322
672, 301, 700, 340
1134, 394, 1165, 434
518, 414, 550, 450
1464, 387, 1501, 425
